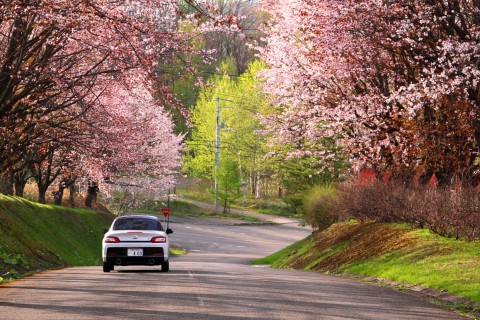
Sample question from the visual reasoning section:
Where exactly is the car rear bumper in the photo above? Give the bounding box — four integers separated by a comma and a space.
104, 247, 167, 265
105, 256, 167, 266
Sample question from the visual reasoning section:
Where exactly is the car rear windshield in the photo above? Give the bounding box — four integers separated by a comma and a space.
112, 218, 163, 231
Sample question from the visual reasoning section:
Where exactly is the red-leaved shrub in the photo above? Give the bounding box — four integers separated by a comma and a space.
336, 181, 480, 240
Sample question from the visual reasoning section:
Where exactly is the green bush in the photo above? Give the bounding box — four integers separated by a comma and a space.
302, 185, 337, 230
283, 194, 304, 214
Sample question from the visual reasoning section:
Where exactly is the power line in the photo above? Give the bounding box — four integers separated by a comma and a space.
182, 0, 213, 19
216, 97, 237, 103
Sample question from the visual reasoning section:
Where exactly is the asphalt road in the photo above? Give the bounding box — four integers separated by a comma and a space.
0, 216, 466, 320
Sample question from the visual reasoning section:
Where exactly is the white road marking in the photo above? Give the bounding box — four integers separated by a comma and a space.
188, 271, 206, 308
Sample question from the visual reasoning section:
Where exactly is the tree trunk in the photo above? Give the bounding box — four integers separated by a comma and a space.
69, 183, 75, 208
85, 181, 98, 208
14, 171, 28, 197
38, 186, 47, 204
85, 192, 93, 208
250, 175, 256, 196
255, 172, 260, 199
53, 182, 65, 206
223, 197, 228, 214
0, 171, 14, 195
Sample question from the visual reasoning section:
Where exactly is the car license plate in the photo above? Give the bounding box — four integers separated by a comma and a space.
127, 248, 143, 256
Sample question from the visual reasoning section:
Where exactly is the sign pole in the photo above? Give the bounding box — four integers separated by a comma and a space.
161, 208, 170, 229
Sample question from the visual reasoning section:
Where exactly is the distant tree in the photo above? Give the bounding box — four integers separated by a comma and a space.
183, 60, 278, 198
206, 0, 265, 75
216, 159, 241, 213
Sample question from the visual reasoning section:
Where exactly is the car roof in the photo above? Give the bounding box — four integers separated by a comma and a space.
115, 214, 160, 220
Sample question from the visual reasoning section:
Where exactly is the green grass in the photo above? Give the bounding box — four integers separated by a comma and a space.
135, 198, 209, 215
251, 222, 480, 304
176, 178, 300, 218
169, 244, 187, 256
342, 229, 480, 302
0, 194, 114, 281
132, 199, 261, 222
230, 198, 301, 218
251, 237, 312, 265
176, 179, 215, 204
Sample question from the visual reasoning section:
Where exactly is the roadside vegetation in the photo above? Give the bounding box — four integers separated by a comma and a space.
132, 199, 261, 222
169, 245, 187, 257
0, 194, 201, 283
0, 194, 114, 283
176, 178, 299, 218
336, 182, 480, 241
251, 221, 480, 314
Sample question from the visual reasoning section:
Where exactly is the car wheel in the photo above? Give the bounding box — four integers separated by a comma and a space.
161, 260, 169, 272
103, 262, 113, 272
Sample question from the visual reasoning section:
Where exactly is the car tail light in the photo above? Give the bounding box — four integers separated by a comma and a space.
104, 236, 120, 243
151, 236, 166, 243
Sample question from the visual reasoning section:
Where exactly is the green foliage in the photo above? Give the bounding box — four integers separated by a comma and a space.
283, 194, 304, 214
0, 249, 29, 267
183, 60, 278, 196
179, 179, 299, 217
183, 58, 349, 202
280, 155, 347, 194
182, 78, 218, 179
216, 159, 242, 210
273, 143, 349, 213
155, 21, 217, 134
302, 185, 337, 230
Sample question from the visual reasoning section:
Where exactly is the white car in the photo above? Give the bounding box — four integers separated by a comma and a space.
102, 215, 172, 272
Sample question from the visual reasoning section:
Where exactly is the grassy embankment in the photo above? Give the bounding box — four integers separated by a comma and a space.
252, 221, 480, 307
0, 194, 115, 282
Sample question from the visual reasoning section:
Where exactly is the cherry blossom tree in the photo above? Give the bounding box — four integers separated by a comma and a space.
259, 0, 480, 183
82, 74, 184, 197
0, 0, 192, 196
20, 69, 184, 205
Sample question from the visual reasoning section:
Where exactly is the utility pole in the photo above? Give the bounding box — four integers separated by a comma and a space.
214, 98, 220, 211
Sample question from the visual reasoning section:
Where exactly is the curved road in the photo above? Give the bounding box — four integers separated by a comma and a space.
0, 216, 465, 319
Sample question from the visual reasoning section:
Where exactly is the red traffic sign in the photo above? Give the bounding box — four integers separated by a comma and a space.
161, 208, 170, 217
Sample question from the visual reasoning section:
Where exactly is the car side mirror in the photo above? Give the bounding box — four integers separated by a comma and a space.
166, 229, 173, 235
102, 228, 108, 234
